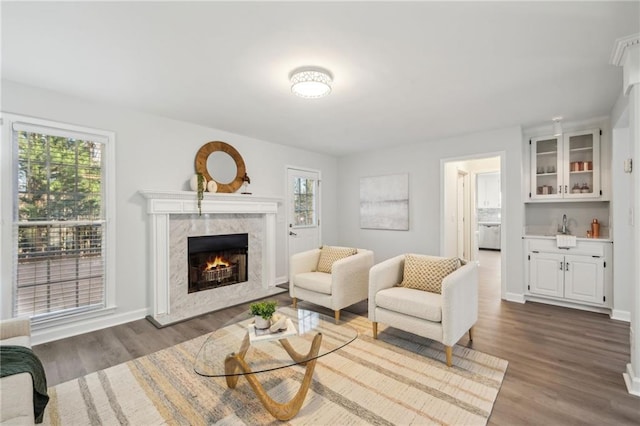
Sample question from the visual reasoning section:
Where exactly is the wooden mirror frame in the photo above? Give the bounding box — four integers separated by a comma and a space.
194, 141, 246, 193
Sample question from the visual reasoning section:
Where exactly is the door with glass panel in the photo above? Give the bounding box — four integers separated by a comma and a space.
563, 129, 600, 199
530, 136, 562, 200
286, 168, 321, 265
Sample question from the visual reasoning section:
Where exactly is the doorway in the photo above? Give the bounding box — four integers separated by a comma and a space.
441, 153, 505, 299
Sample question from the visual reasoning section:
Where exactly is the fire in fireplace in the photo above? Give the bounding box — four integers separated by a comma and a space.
188, 233, 248, 293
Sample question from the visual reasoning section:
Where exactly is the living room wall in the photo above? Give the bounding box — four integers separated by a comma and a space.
336, 126, 525, 300
0, 80, 339, 343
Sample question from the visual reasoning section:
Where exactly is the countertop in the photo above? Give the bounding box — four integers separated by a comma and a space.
523, 234, 613, 243
478, 221, 501, 226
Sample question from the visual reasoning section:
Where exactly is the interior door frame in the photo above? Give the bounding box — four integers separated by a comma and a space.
456, 170, 470, 259
440, 151, 507, 301
285, 166, 322, 278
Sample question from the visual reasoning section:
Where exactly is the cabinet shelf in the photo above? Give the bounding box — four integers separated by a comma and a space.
569, 147, 593, 153
569, 170, 593, 175
536, 172, 557, 176
536, 151, 557, 156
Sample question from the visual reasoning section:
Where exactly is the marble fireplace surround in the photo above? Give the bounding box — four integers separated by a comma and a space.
139, 190, 284, 327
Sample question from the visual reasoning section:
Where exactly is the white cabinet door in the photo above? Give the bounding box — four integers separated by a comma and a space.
563, 255, 605, 304
562, 129, 601, 199
478, 172, 501, 208
529, 252, 564, 297
530, 136, 563, 200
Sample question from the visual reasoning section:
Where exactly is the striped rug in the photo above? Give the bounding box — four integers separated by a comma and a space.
42, 314, 507, 425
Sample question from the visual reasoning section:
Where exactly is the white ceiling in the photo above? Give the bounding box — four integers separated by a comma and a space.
2, 2, 639, 157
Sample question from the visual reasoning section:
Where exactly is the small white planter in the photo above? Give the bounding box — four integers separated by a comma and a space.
254, 316, 271, 330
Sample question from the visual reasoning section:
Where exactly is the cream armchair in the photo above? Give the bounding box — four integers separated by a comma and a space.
290, 247, 374, 322
368, 254, 478, 367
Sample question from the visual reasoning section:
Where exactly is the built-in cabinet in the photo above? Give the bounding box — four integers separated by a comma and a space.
530, 129, 601, 201
525, 237, 611, 310
477, 172, 501, 208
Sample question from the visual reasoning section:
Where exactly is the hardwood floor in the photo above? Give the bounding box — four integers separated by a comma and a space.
33, 250, 639, 424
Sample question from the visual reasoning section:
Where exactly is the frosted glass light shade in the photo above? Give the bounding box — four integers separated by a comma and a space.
290, 67, 332, 99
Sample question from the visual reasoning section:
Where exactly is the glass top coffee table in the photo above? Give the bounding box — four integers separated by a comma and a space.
194, 307, 357, 420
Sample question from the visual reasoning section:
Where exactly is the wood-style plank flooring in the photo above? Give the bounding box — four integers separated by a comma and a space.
33, 250, 640, 424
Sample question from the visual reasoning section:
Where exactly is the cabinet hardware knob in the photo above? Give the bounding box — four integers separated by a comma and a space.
566, 262, 570, 271
289, 231, 297, 236
565, 185, 568, 193
559, 185, 562, 194
560, 261, 563, 270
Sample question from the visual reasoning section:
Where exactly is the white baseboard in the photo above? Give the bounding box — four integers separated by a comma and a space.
611, 309, 631, 322
524, 295, 612, 315
276, 275, 288, 286
623, 363, 640, 397
31, 308, 149, 345
505, 292, 526, 303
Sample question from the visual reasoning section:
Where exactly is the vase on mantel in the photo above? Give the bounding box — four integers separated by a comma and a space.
189, 174, 207, 191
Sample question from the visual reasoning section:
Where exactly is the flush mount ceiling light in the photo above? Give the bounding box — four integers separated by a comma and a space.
289, 67, 332, 99
552, 116, 563, 137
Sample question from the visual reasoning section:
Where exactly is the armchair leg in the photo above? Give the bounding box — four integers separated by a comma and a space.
468, 327, 474, 342
445, 346, 453, 367
372, 322, 378, 339
334, 310, 340, 323
292, 298, 297, 308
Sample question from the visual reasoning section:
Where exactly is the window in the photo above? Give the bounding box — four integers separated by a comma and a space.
4, 116, 115, 322
293, 177, 317, 226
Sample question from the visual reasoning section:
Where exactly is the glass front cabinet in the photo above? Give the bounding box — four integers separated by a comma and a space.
530, 129, 600, 201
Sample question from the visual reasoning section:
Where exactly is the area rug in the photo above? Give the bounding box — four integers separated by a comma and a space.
42, 314, 508, 425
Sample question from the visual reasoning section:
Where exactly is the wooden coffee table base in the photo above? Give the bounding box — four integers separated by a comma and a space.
224, 332, 323, 421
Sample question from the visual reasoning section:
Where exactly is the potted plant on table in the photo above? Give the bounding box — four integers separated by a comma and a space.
249, 300, 277, 329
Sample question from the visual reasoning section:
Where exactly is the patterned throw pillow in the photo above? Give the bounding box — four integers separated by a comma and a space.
316, 246, 357, 273
398, 254, 460, 294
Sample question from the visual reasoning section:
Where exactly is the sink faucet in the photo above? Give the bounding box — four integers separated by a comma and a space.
561, 214, 568, 234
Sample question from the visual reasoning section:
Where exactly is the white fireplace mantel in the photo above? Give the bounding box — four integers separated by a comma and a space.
139, 190, 283, 326
139, 190, 282, 215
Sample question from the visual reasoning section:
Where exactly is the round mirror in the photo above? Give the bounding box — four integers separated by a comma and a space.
207, 151, 237, 184
194, 141, 246, 193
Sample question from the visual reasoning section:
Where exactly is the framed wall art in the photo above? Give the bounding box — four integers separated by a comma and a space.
360, 173, 409, 230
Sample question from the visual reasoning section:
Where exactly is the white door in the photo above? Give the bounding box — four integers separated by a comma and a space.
563, 254, 605, 304
529, 252, 564, 297
287, 168, 321, 264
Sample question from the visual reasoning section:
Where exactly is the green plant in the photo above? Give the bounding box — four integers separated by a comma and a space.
196, 173, 204, 216
249, 300, 277, 319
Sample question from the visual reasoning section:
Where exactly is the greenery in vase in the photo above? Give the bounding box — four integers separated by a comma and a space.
249, 300, 277, 320
196, 173, 204, 216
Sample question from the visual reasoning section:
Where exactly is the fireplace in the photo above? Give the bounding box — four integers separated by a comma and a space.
188, 233, 248, 293
140, 190, 282, 327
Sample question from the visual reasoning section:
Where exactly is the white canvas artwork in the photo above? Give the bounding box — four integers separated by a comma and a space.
360, 174, 409, 230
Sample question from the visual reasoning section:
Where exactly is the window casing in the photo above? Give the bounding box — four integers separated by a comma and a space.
2, 115, 116, 323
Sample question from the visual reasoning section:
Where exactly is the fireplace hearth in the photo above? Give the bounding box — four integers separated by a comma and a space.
188, 233, 248, 293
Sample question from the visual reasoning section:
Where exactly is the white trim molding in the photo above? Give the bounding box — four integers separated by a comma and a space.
624, 363, 640, 397
610, 309, 631, 323
610, 33, 640, 95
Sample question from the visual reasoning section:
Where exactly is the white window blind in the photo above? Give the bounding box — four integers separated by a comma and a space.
13, 121, 108, 321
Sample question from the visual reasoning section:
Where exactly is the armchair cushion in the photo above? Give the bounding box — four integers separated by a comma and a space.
399, 254, 459, 294
293, 272, 332, 295
375, 287, 442, 322
317, 246, 357, 273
